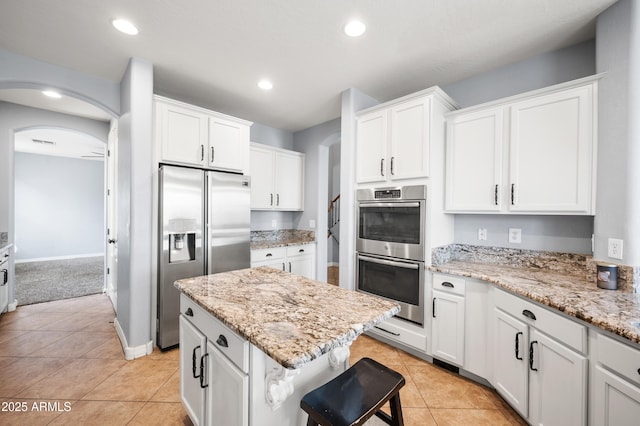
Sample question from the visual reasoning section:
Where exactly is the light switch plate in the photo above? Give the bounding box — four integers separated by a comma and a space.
608, 238, 623, 259
478, 228, 487, 241
509, 228, 522, 244
271, 219, 277, 228
309, 219, 316, 228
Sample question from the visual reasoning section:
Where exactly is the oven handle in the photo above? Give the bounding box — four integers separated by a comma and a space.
358, 202, 421, 209
357, 254, 421, 270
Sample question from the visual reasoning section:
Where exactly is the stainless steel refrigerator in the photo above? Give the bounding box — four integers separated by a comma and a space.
157, 165, 250, 350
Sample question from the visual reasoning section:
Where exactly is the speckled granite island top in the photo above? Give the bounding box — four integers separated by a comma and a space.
174, 267, 400, 369
431, 260, 640, 345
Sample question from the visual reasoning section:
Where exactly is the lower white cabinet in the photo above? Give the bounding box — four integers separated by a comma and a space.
593, 333, 640, 425
251, 244, 316, 280
492, 289, 587, 425
431, 274, 465, 366
180, 299, 249, 426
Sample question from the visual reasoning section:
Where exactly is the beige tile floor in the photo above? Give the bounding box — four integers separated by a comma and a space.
0, 294, 526, 425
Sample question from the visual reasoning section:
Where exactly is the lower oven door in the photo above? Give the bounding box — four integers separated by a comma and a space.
356, 253, 424, 326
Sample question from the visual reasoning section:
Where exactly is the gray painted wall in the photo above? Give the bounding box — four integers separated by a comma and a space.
249, 122, 296, 231
14, 152, 104, 260
442, 40, 597, 254
594, 0, 640, 265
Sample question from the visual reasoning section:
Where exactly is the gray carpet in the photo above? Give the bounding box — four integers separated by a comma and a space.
15, 256, 104, 305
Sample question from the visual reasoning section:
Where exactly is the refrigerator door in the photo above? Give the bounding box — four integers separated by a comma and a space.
158, 165, 205, 350
207, 172, 251, 274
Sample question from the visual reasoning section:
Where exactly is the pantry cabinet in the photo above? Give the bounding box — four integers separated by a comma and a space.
250, 143, 304, 211
492, 289, 588, 424
356, 87, 457, 184
445, 75, 599, 214
155, 96, 251, 173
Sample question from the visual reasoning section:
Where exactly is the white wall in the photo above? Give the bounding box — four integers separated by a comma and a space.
14, 152, 104, 260
442, 40, 597, 254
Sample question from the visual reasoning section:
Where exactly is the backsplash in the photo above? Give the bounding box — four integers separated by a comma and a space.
432, 243, 638, 293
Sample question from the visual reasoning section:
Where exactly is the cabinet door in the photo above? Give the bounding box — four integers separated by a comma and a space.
179, 315, 207, 426
431, 290, 465, 366
390, 97, 431, 180
158, 102, 208, 166
288, 256, 315, 279
356, 110, 388, 183
509, 85, 594, 213
274, 151, 304, 210
206, 341, 249, 426
528, 329, 588, 426
250, 146, 275, 209
594, 365, 640, 426
208, 117, 248, 173
493, 308, 529, 418
445, 108, 504, 212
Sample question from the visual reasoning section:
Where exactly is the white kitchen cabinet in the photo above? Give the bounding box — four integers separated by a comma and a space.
431, 274, 465, 367
593, 333, 640, 425
464, 278, 491, 379
155, 96, 251, 173
180, 296, 249, 426
251, 244, 316, 280
445, 75, 598, 214
250, 143, 304, 211
356, 87, 457, 184
492, 289, 588, 424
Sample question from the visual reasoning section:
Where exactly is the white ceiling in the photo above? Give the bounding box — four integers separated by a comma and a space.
14, 128, 105, 161
0, 0, 618, 132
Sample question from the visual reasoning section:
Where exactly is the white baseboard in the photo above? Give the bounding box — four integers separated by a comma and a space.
8, 299, 17, 312
327, 262, 340, 268
114, 318, 154, 360
15, 253, 105, 264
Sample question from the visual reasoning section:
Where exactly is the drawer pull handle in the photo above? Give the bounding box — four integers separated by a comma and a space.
200, 353, 209, 388
637, 368, 640, 376
515, 332, 523, 360
441, 281, 454, 288
529, 341, 538, 371
192, 345, 201, 379
216, 334, 229, 348
374, 326, 400, 336
522, 309, 537, 321
185, 308, 194, 317
266, 253, 273, 257
298, 249, 304, 253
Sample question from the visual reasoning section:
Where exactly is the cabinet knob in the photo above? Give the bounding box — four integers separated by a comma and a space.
185, 308, 194, 317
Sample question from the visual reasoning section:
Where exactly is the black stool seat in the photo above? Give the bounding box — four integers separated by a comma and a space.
300, 357, 405, 426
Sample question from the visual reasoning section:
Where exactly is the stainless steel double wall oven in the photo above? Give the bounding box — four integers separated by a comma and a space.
356, 185, 426, 325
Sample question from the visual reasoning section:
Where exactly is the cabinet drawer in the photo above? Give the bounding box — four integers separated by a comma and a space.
598, 333, 640, 386
250, 247, 287, 263
286, 244, 315, 257
432, 273, 465, 296
180, 295, 249, 373
494, 289, 587, 353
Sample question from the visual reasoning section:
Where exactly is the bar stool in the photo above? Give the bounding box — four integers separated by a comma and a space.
300, 357, 405, 426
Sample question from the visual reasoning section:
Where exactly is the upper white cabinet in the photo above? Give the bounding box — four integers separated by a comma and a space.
155, 96, 251, 173
445, 75, 599, 214
250, 143, 304, 211
356, 87, 457, 184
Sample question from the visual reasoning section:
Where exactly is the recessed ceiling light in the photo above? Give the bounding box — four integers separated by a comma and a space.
112, 19, 139, 35
258, 80, 273, 90
42, 90, 62, 99
344, 20, 366, 37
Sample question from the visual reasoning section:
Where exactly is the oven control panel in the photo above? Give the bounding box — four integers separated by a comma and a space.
374, 189, 401, 199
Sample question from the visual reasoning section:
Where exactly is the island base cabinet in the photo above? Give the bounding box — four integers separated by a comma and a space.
528, 329, 587, 426
431, 290, 465, 366
180, 316, 207, 426
206, 340, 249, 426
594, 365, 640, 425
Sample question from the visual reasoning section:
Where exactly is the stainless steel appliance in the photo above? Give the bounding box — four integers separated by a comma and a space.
356, 185, 426, 325
157, 165, 250, 350
356, 185, 426, 261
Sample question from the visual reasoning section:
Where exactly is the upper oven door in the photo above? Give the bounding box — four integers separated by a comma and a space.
356, 200, 425, 260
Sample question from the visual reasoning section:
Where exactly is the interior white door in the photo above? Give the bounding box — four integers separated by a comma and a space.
106, 120, 118, 310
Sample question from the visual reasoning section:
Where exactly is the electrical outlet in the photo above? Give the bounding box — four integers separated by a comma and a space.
509, 228, 522, 244
309, 219, 316, 228
608, 238, 623, 259
271, 219, 277, 228
478, 228, 487, 241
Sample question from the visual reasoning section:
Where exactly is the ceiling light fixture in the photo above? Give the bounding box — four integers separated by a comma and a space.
42, 90, 62, 99
112, 19, 139, 35
344, 20, 366, 37
258, 80, 273, 90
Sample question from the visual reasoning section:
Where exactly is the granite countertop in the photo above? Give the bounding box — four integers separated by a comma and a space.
431, 260, 640, 345
175, 266, 400, 369
250, 229, 316, 250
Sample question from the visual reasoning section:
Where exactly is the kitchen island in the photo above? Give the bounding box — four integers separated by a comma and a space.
174, 266, 399, 426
